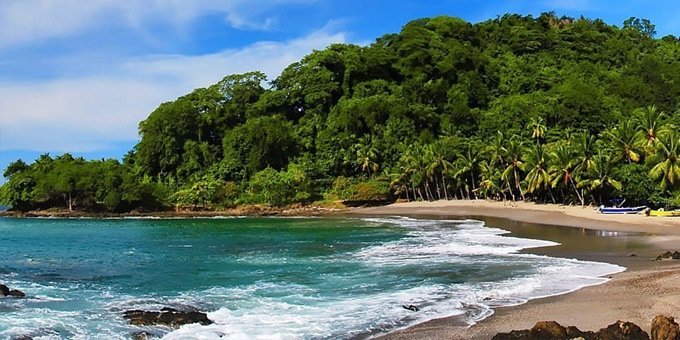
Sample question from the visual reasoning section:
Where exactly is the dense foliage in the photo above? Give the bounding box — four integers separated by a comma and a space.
3, 13, 680, 211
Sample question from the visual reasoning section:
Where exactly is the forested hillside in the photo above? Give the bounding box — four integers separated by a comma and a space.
2, 13, 680, 212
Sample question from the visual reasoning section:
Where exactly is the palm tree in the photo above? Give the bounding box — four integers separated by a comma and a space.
479, 160, 504, 200
423, 145, 441, 200
523, 143, 553, 202
529, 117, 546, 145
427, 143, 453, 200
486, 131, 507, 166
572, 131, 597, 175
648, 130, 680, 190
548, 143, 583, 205
402, 149, 425, 201
390, 157, 412, 201
579, 151, 622, 205
634, 105, 667, 156
605, 119, 640, 163
355, 137, 379, 177
456, 145, 482, 199
501, 138, 525, 201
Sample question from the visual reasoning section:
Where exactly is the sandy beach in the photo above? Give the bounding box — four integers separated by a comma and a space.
347, 200, 680, 339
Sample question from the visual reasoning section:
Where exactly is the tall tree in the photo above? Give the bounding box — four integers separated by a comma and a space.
648, 131, 680, 190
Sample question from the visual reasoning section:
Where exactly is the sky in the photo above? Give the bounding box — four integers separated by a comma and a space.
1, 0, 679, 181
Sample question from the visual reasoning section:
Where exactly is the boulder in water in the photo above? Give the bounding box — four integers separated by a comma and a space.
402, 304, 419, 312
0, 284, 25, 298
123, 308, 212, 327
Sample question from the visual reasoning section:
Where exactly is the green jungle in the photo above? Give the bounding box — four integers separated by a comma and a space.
2, 13, 680, 212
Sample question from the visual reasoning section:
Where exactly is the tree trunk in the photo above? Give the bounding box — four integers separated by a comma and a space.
66, 192, 74, 211
506, 180, 515, 201
514, 167, 525, 201
470, 171, 478, 199
441, 174, 449, 200
434, 175, 441, 200
424, 182, 432, 201
548, 187, 556, 204
570, 178, 584, 206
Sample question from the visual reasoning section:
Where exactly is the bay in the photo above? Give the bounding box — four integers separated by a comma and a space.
0, 216, 623, 339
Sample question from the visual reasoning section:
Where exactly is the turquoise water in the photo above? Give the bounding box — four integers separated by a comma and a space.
0, 216, 623, 339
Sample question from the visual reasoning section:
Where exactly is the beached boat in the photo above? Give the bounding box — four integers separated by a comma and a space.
647, 209, 680, 217
598, 206, 647, 214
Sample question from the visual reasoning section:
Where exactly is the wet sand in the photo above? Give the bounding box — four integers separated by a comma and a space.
348, 200, 680, 339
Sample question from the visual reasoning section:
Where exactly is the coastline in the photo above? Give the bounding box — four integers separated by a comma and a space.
345, 200, 680, 339
5, 200, 680, 338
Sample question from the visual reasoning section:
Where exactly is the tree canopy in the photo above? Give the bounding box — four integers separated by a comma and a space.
3, 13, 680, 211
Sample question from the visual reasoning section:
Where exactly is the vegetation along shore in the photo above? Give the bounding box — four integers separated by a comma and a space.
2, 13, 680, 213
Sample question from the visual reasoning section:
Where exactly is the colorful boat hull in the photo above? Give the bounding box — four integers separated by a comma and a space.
598, 206, 647, 214
648, 210, 680, 217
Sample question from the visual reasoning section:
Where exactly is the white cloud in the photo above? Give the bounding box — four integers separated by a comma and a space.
0, 28, 345, 152
0, 0, 317, 49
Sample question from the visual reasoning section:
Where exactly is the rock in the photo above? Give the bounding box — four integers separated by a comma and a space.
131, 331, 154, 340
629, 253, 638, 257
123, 308, 212, 327
402, 304, 419, 312
132, 333, 148, 340
8, 289, 25, 297
491, 329, 531, 340
530, 321, 567, 339
566, 325, 596, 340
0, 284, 25, 298
655, 252, 672, 261
492, 321, 568, 340
596, 320, 649, 340
651, 315, 679, 340
654, 251, 680, 261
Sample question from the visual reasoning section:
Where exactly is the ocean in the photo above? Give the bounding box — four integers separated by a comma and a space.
0, 216, 624, 339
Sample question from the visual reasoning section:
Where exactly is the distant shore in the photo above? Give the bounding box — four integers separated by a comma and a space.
0, 204, 342, 219
345, 200, 680, 339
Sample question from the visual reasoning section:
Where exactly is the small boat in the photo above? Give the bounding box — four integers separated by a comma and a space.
598, 205, 647, 214
647, 209, 680, 217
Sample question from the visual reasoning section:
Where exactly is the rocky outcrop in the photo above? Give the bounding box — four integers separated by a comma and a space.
493, 320, 649, 340
597, 320, 649, 339
123, 307, 212, 327
654, 251, 680, 261
566, 325, 596, 339
0, 284, 25, 298
529, 321, 567, 339
651, 315, 680, 340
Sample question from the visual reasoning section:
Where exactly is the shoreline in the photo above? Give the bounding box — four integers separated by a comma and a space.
347, 200, 680, 339
5, 200, 680, 338
0, 204, 343, 219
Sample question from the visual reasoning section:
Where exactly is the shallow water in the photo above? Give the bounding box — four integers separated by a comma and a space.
0, 216, 623, 339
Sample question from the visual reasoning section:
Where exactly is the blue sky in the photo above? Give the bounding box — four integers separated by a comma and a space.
1, 0, 679, 181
